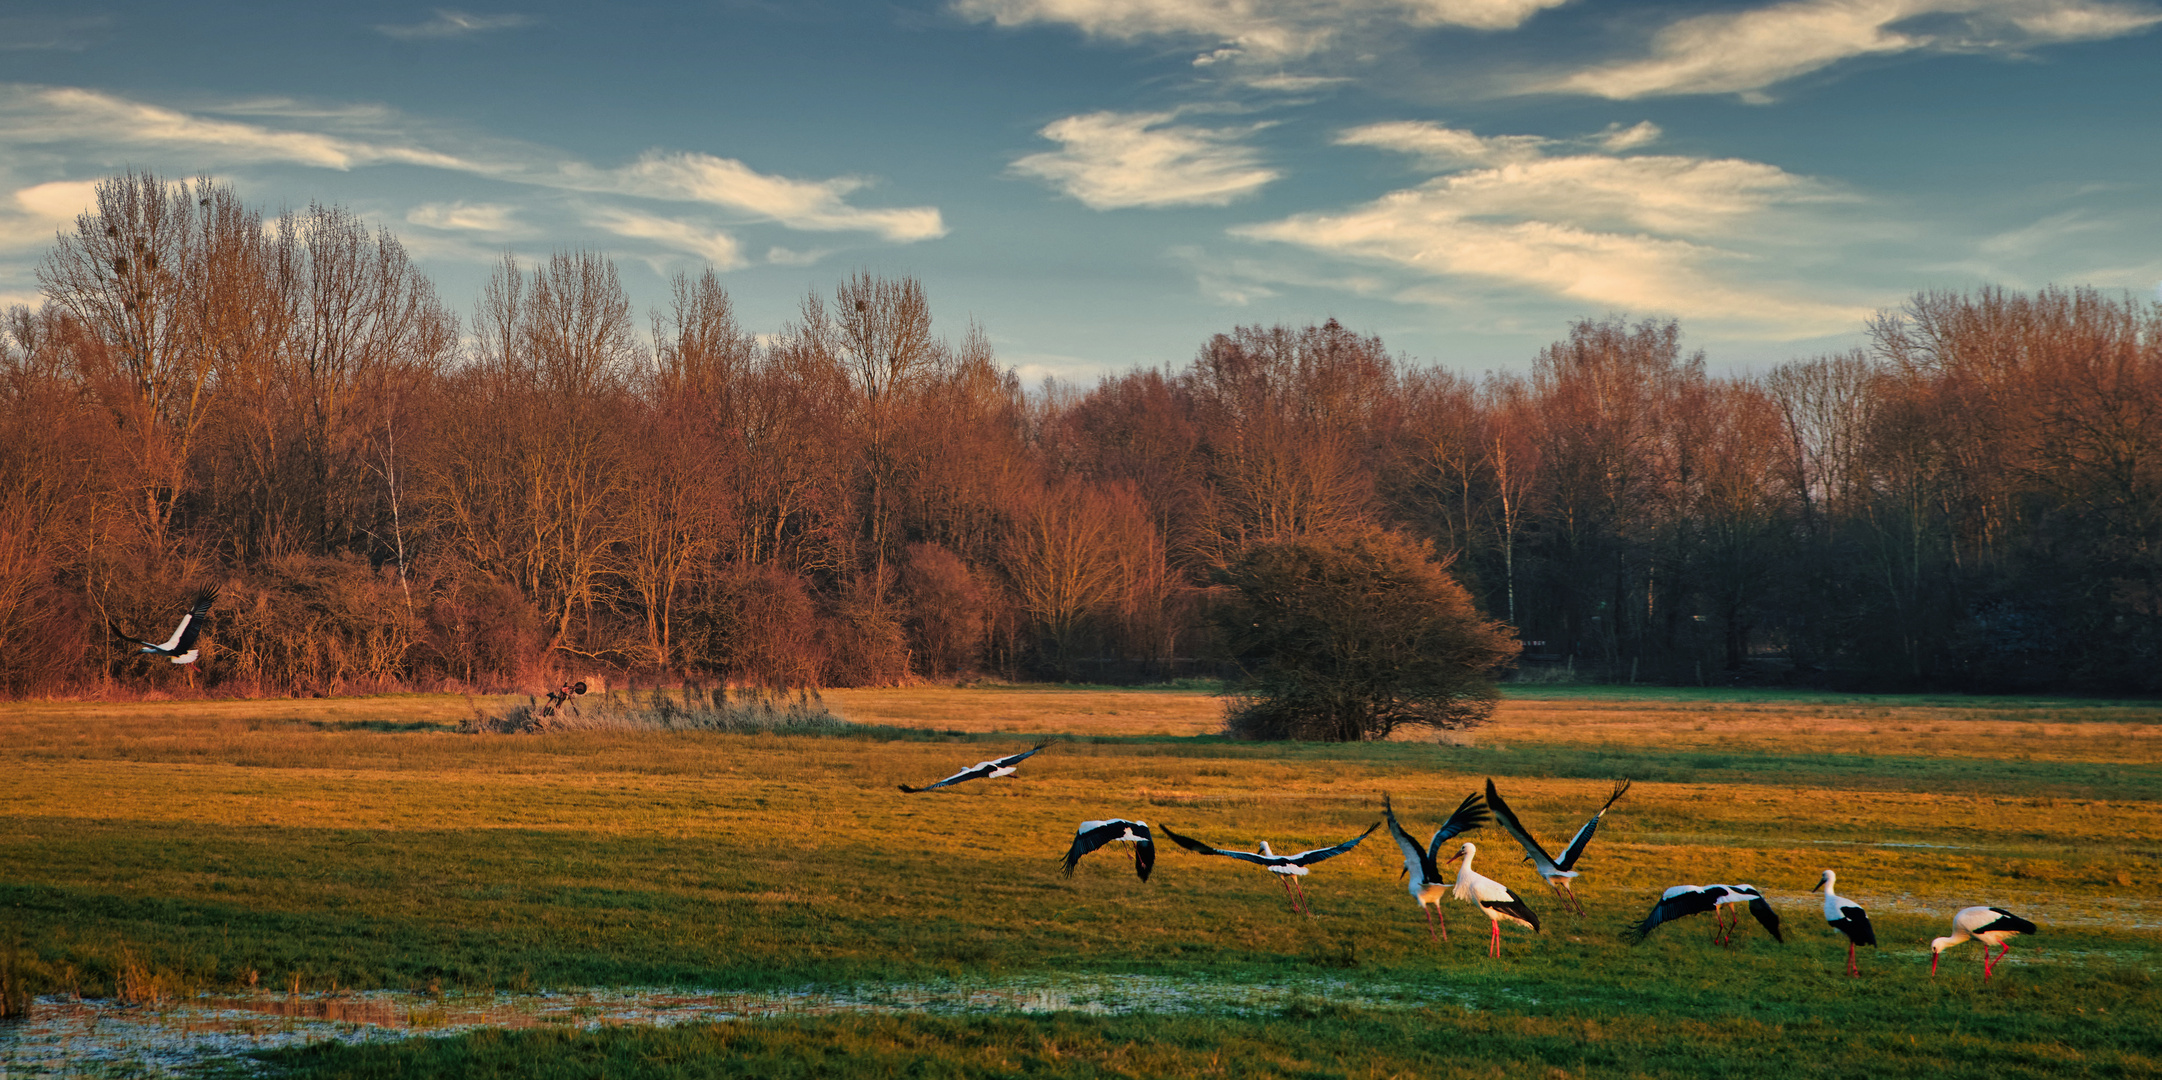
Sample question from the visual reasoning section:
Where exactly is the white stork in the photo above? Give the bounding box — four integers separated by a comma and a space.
1814, 870, 1877, 977
1382, 792, 1490, 943
898, 744, 1049, 793
1484, 777, 1630, 914
1158, 823, 1379, 916
121, 589, 217, 665
1061, 819, 1154, 881
1931, 907, 2037, 980
1445, 842, 1542, 958
1623, 884, 1784, 946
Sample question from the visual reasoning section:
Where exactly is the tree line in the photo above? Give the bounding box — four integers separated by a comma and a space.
1, 171, 2155, 697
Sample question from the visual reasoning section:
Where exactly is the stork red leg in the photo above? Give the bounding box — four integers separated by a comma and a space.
1294, 877, 1310, 918
1846, 942, 1860, 977
1424, 904, 1439, 941
1489, 921, 1502, 958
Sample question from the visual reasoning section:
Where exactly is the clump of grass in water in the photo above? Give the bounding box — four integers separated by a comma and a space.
460, 685, 855, 735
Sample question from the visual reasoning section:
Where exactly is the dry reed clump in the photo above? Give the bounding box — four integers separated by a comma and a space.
459, 685, 855, 735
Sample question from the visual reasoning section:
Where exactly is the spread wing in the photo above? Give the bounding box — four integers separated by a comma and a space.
898, 761, 994, 793
1381, 794, 1436, 882
1483, 779, 1558, 873
1157, 825, 1272, 866
1062, 819, 1152, 880
1286, 823, 1380, 866
990, 743, 1050, 769
1555, 778, 1629, 871
1425, 791, 1491, 863
1624, 885, 1720, 944
170, 589, 217, 652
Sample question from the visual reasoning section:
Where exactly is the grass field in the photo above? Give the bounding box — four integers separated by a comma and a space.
2, 684, 2158, 1078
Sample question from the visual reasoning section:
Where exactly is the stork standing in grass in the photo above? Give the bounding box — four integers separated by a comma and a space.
1445, 842, 1542, 958
1484, 777, 1630, 915
1062, 819, 1154, 881
1158, 823, 1378, 916
1381, 792, 1490, 943
1815, 870, 1876, 976
1931, 907, 2037, 980
1623, 884, 1784, 946
898, 744, 1049, 793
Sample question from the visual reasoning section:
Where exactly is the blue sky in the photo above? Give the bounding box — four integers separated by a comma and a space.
3, 0, 2159, 380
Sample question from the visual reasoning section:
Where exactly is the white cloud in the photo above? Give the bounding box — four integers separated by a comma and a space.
407, 201, 522, 232
602, 152, 945, 242
1546, 0, 2162, 100
1236, 121, 1872, 336
1012, 111, 1278, 209
0, 85, 473, 170
1597, 121, 1662, 151
590, 208, 746, 269
377, 10, 532, 39
0, 179, 97, 253
953, 0, 1570, 60
1336, 120, 1549, 167
0, 84, 946, 247
764, 246, 828, 267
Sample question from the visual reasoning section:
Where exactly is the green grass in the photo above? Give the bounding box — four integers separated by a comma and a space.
1, 687, 2156, 1078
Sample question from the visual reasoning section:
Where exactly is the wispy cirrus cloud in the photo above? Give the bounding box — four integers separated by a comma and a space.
1544, 0, 2162, 100
0, 84, 945, 251
954, 0, 1570, 63
376, 9, 532, 40
589, 208, 746, 269
1235, 120, 1873, 336
406, 201, 523, 233
1011, 110, 1278, 209
0, 14, 115, 51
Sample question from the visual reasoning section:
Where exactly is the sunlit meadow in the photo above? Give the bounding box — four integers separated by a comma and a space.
2, 685, 2157, 1077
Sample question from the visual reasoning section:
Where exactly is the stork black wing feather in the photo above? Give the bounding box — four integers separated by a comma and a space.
1747, 897, 1785, 943
1977, 909, 2037, 936
1483, 779, 1556, 871
1425, 791, 1491, 863
1624, 887, 1720, 944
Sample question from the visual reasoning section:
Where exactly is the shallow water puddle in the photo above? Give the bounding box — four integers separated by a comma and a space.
0, 976, 1474, 1077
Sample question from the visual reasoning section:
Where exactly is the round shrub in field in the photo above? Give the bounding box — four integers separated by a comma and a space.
1219, 527, 1517, 741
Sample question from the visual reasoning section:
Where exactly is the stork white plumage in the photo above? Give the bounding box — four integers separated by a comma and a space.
1814, 869, 1877, 976
121, 590, 217, 665
1623, 884, 1784, 946
1061, 819, 1154, 881
1381, 792, 1490, 943
1484, 777, 1630, 915
898, 743, 1049, 793
1158, 823, 1379, 916
1931, 906, 2037, 980
1445, 841, 1542, 958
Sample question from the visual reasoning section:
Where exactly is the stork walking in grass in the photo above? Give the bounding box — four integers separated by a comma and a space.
1815, 870, 1877, 976
1483, 777, 1630, 915
898, 744, 1049, 793
1158, 823, 1378, 916
1062, 819, 1155, 881
1931, 907, 2037, 980
1381, 792, 1490, 943
119, 589, 217, 666
1623, 884, 1784, 946
1445, 842, 1542, 958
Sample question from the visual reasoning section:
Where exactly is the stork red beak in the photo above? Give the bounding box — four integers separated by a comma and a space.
1446, 852, 1463, 864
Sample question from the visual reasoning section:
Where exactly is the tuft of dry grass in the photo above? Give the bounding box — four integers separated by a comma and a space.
460, 686, 853, 735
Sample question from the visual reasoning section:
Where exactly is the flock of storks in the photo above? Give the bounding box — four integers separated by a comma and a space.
901, 745, 2039, 979
123, 592, 2038, 980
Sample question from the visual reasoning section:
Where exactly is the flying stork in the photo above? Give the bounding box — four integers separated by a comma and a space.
1158, 823, 1379, 916
1444, 841, 1542, 958
1381, 791, 1490, 942
1931, 906, 2037, 980
1484, 777, 1630, 915
1061, 819, 1155, 881
898, 744, 1049, 793
1814, 870, 1877, 976
119, 589, 217, 665
1623, 884, 1784, 946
